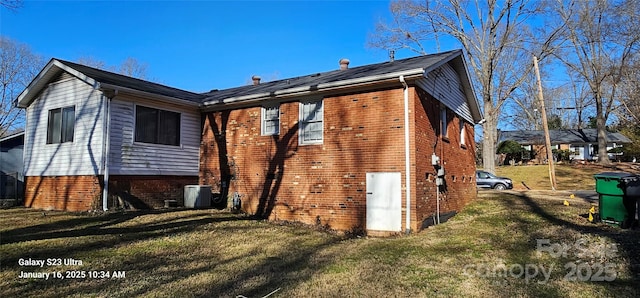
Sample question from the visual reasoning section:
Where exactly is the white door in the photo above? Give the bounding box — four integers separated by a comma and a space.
366, 172, 402, 231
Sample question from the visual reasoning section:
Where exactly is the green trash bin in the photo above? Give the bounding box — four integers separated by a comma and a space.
594, 172, 636, 226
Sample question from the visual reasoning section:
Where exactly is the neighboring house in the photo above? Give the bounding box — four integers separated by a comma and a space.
17, 59, 202, 211
17, 49, 482, 233
498, 129, 631, 162
0, 132, 24, 200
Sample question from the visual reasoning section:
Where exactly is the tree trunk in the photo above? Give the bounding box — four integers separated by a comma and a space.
596, 100, 611, 164
482, 100, 498, 174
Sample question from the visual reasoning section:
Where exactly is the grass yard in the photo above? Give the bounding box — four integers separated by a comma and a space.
2, 192, 639, 297
495, 163, 640, 191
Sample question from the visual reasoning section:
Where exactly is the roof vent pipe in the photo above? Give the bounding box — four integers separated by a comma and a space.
339, 58, 350, 70
252, 75, 261, 85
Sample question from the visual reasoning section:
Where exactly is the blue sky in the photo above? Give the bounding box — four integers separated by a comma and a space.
0, 0, 449, 93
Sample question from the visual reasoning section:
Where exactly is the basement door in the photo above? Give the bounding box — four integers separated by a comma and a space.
366, 172, 402, 232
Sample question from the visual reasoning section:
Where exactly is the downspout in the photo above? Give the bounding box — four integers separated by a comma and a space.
102, 90, 115, 211
399, 75, 411, 234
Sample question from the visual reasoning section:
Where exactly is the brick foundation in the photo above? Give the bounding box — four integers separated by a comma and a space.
24, 175, 198, 212
108, 175, 198, 209
24, 176, 102, 211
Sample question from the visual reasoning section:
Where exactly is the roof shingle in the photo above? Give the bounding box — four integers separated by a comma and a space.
498, 129, 631, 144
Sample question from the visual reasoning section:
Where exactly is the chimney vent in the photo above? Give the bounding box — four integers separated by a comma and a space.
251, 75, 261, 85
389, 50, 395, 62
339, 58, 350, 70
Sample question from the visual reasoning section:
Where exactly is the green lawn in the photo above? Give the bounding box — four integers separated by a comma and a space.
495, 164, 638, 191
2, 192, 639, 297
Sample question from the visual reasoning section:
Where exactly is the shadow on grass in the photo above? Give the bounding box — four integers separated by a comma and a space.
0, 208, 346, 297
0, 209, 247, 246
492, 192, 639, 297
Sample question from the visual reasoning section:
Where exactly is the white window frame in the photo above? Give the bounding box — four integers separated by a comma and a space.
299, 99, 323, 145
459, 118, 466, 146
440, 107, 448, 138
46, 105, 75, 144
261, 105, 280, 136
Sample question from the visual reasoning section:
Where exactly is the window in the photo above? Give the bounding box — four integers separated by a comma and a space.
135, 105, 181, 146
300, 100, 323, 145
459, 118, 466, 146
440, 107, 448, 137
47, 106, 75, 144
261, 105, 280, 135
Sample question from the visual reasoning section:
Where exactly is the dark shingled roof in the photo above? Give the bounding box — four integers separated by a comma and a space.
202, 49, 462, 103
48, 49, 466, 107
56, 59, 205, 103
498, 129, 632, 144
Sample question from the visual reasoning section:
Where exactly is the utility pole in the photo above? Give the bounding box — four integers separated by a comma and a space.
533, 56, 557, 190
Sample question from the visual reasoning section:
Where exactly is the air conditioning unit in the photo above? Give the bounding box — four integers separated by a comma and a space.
184, 185, 212, 208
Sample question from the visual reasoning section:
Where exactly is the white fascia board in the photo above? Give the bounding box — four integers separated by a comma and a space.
98, 83, 201, 107
202, 68, 426, 108
17, 59, 99, 108
314, 68, 425, 90
110, 169, 199, 176
53, 60, 99, 87
0, 131, 24, 143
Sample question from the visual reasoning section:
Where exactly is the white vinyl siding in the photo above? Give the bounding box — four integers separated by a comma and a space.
23, 75, 104, 176
261, 105, 280, 136
299, 100, 323, 145
417, 63, 474, 123
109, 97, 200, 176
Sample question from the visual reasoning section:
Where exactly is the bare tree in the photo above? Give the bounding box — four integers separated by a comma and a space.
76, 56, 148, 79
617, 57, 640, 124
509, 68, 579, 130
118, 57, 148, 79
371, 0, 560, 173
0, 37, 44, 136
76, 56, 106, 70
1, 0, 22, 10
549, 0, 640, 164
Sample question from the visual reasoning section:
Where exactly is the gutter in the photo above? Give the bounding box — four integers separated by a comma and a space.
98, 83, 201, 107
399, 75, 411, 234
101, 90, 115, 211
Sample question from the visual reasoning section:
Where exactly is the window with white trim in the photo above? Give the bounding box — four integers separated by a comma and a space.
261, 105, 280, 136
459, 118, 466, 145
135, 105, 181, 146
47, 106, 75, 144
440, 107, 448, 137
299, 100, 323, 145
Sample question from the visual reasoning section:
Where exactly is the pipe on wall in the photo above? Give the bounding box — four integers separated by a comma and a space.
399, 75, 411, 234
101, 89, 115, 211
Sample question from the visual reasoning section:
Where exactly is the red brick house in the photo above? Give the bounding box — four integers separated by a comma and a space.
17, 50, 481, 233
199, 50, 482, 232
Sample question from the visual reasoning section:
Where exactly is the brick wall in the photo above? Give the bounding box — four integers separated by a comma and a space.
201, 87, 409, 231
201, 86, 477, 232
414, 88, 477, 229
24, 175, 102, 211
24, 175, 198, 211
